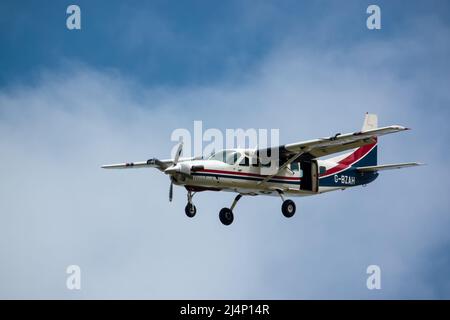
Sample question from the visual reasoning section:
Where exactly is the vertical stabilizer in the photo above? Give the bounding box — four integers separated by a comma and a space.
362, 113, 378, 131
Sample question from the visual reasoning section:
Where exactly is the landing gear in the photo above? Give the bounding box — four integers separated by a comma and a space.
185, 190, 197, 218
281, 199, 296, 218
185, 203, 196, 218
219, 208, 234, 225
219, 194, 242, 226
277, 190, 296, 218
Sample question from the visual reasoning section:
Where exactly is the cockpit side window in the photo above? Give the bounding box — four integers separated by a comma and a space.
226, 151, 241, 165
208, 151, 227, 162
209, 150, 241, 165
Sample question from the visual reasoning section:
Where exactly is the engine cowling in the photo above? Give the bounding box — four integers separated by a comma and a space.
164, 163, 204, 176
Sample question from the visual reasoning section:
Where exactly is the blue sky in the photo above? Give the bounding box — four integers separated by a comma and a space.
0, 1, 449, 299
2, 0, 449, 87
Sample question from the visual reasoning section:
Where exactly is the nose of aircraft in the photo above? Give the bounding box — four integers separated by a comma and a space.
164, 163, 192, 176
164, 164, 180, 175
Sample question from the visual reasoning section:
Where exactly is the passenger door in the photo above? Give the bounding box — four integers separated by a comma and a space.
300, 160, 319, 193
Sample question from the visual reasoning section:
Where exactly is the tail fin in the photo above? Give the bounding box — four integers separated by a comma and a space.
355, 113, 378, 167
327, 113, 378, 167
362, 113, 378, 131
359, 112, 378, 166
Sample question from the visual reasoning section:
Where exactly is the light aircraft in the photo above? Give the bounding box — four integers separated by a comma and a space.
102, 114, 422, 225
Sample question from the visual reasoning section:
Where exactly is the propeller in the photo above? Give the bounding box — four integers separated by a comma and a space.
173, 141, 183, 165
164, 141, 204, 202
169, 178, 174, 202
168, 141, 183, 202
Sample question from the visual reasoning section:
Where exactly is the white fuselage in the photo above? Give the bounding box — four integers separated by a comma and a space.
173, 157, 343, 197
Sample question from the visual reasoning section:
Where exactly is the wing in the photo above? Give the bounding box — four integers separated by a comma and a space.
255, 124, 409, 164
252, 114, 412, 183
101, 155, 202, 170
101, 158, 173, 171
356, 162, 423, 172
280, 125, 409, 160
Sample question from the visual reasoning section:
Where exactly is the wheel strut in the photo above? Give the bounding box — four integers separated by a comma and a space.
277, 190, 296, 218
276, 189, 285, 202
185, 190, 197, 218
219, 194, 242, 226
187, 190, 196, 204
230, 194, 242, 211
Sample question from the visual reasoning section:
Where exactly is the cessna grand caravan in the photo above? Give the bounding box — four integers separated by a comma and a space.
102, 114, 421, 225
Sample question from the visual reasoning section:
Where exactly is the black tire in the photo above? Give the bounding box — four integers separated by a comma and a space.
281, 199, 296, 218
185, 203, 196, 218
219, 208, 234, 226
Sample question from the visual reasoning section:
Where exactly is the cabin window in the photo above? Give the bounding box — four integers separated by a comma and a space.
250, 157, 259, 167
239, 156, 249, 166
248, 156, 271, 167
319, 166, 326, 175
208, 150, 241, 165
290, 162, 300, 171
242, 156, 271, 168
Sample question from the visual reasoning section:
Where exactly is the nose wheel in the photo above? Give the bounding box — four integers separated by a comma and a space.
185, 203, 197, 217
184, 190, 197, 218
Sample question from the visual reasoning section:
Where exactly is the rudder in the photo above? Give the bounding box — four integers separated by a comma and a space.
359, 113, 377, 167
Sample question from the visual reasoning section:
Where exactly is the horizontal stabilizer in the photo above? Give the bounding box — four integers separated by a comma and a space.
356, 162, 423, 172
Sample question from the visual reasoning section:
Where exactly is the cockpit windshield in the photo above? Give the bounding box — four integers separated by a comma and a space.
208, 150, 242, 165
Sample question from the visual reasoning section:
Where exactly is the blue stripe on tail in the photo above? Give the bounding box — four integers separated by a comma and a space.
319, 144, 378, 187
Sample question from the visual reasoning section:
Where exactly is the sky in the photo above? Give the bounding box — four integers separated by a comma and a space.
0, 1, 449, 299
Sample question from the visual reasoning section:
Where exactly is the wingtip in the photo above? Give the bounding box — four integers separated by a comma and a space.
394, 125, 411, 131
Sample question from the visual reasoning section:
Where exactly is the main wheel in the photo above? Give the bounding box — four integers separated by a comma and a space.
185, 203, 197, 218
281, 199, 296, 218
219, 208, 234, 226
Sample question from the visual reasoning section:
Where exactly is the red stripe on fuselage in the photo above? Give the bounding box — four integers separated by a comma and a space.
196, 168, 300, 181
321, 141, 377, 176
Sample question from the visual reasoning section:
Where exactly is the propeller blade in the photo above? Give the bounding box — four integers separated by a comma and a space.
169, 181, 173, 202
173, 141, 183, 165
